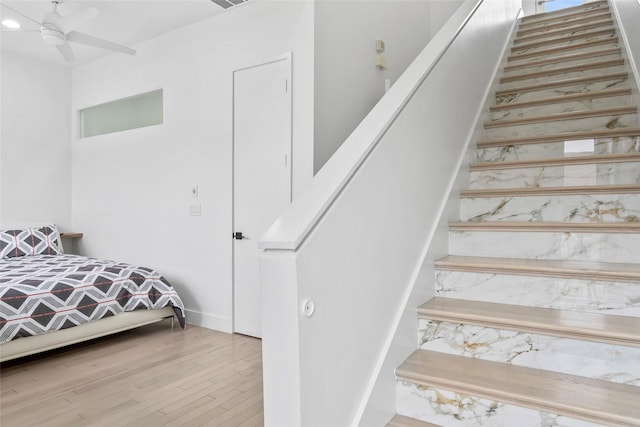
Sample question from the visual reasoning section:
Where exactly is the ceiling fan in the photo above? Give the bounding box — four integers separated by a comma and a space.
0, 0, 136, 63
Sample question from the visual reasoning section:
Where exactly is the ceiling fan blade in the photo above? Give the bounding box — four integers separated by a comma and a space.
57, 7, 99, 34
66, 31, 136, 56
55, 42, 75, 63
0, 3, 43, 27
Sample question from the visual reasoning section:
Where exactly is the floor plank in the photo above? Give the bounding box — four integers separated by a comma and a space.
0, 320, 263, 427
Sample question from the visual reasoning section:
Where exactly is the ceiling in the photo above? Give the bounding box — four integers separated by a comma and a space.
0, 0, 234, 66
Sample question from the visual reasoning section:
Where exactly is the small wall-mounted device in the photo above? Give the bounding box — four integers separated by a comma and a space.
376, 55, 387, 70
375, 39, 385, 53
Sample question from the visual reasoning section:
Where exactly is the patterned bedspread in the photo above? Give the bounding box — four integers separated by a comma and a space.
0, 254, 185, 344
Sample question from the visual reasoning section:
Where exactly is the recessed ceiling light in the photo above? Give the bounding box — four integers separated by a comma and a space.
1, 19, 21, 30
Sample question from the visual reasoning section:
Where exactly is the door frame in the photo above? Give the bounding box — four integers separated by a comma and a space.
231, 52, 293, 334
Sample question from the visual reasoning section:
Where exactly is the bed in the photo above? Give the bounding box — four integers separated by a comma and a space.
0, 224, 185, 362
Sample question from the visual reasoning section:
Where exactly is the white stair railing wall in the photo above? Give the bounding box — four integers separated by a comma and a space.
258, 0, 522, 426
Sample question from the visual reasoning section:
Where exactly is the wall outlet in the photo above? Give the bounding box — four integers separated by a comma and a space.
189, 203, 201, 216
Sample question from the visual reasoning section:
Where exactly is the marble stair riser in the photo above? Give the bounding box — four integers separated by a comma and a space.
459, 194, 640, 223
517, 13, 612, 37
449, 231, 640, 263
475, 137, 640, 162
419, 321, 640, 385
469, 162, 640, 189
511, 29, 616, 53
435, 271, 640, 317
510, 32, 616, 56
515, 20, 614, 45
507, 41, 619, 66
497, 63, 625, 92
500, 59, 625, 90
396, 382, 605, 427
495, 75, 630, 105
517, 23, 615, 46
518, 21, 613, 41
489, 94, 632, 121
501, 52, 622, 79
483, 113, 638, 140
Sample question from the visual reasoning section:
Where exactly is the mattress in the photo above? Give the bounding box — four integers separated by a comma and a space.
0, 254, 185, 345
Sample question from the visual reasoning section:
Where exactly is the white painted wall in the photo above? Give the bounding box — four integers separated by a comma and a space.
260, 0, 522, 425
521, 0, 537, 16
71, 0, 314, 331
610, 0, 640, 106
313, 0, 433, 173
0, 52, 71, 230
430, 0, 466, 37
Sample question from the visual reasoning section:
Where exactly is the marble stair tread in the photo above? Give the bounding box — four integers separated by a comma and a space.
500, 58, 624, 83
396, 350, 640, 427
520, 0, 607, 23
448, 221, 640, 233
477, 127, 640, 149
471, 151, 640, 170
435, 255, 640, 283
507, 38, 618, 63
511, 28, 615, 53
514, 19, 614, 45
484, 106, 637, 129
490, 87, 632, 112
494, 71, 628, 97
461, 183, 640, 197
386, 415, 440, 427
516, 12, 612, 37
503, 47, 621, 73
418, 297, 640, 347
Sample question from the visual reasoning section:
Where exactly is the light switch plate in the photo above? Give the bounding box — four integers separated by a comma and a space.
189, 203, 201, 216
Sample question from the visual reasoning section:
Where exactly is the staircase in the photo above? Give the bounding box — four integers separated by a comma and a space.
388, 1, 640, 426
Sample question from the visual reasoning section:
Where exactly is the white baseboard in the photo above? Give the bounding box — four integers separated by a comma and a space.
185, 309, 233, 333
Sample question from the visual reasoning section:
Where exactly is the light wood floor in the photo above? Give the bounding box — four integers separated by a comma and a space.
0, 321, 263, 426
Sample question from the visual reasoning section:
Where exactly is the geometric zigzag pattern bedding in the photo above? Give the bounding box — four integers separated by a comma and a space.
0, 254, 186, 344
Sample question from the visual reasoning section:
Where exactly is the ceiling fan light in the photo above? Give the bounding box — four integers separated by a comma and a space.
1, 19, 21, 29
41, 26, 66, 45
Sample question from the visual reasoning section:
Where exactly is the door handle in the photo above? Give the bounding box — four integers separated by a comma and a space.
233, 232, 247, 240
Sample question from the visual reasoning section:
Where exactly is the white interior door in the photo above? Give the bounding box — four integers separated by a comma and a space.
233, 54, 292, 338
